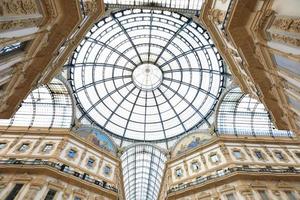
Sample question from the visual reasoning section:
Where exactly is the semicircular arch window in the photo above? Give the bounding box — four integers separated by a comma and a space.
69, 9, 225, 143
0, 78, 73, 129
216, 87, 293, 137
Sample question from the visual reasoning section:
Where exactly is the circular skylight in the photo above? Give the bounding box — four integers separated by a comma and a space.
68, 9, 225, 143
132, 63, 163, 91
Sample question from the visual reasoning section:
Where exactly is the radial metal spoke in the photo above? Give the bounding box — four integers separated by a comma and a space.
79, 81, 133, 120
163, 68, 221, 75
159, 44, 214, 68
148, 10, 153, 62
152, 91, 169, 149
103, 86, 137, 127
163, 77, 217, 99
68, 8, 226, 144
161, 82, 211, 127
157, 88, 187, 132
120, 89, 142, 146
75, 75, 132, 93
154, 18, 192, 65
66, 63, 133, 71
112, 13, 143, 63
85, 36, 137, 67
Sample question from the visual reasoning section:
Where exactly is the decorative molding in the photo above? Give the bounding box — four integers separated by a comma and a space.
0, 0, 38, 15
0, 18, 40, 31
271, 33, 300, 47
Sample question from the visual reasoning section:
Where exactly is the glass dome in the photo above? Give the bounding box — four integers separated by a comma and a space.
68, 9, 225, 144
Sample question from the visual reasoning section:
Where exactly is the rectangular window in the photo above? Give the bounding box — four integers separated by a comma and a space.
226, 193, 236, 200
18, 143, 29, 152
210, 154, 220, 163
74, 197, 81, 200
104, 165, 111, 175
255, 151, 264, 160
43, 144, 53, 153
295, 152, 300, 159
44, 189, 57, 200
87, 158, 95, 167
233, 150, 242, 159
258, 190, 269, 200
275, 152, 284, 160
5, 183, 23, 200
175, 168, 183, 177
0, 143, 6, 149
191, 161, 200, 171
68, 149, 77, 158
285, 191, 297, 200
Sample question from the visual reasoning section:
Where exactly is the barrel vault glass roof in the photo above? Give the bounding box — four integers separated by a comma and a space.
68, 9, 225, 147
121, 144, 167, 200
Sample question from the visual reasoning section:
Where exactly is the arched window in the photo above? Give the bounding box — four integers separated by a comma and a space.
0, 78, 73, 129
216, 87, 292, 137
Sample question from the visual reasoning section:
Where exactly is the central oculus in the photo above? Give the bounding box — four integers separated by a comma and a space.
132, 63, 163, 91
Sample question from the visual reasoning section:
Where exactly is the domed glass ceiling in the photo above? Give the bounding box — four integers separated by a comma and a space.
68, 9, 225, 143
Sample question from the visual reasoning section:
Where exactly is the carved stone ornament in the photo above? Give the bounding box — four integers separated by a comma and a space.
0, 0, 38, 15
210, 9, 226, 25
258, 9, 275, 30
23, 186, 41, 200
0, 18, 40, 31
271, 33, 300, 47
83, 0, 97, 15
273, 17, 294, 31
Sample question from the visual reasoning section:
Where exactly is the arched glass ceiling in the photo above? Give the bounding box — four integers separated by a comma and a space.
216, 87, 293, 137
68, 9, 225, 145
0, 78, 73, 129
104, 0, 203, 10
121, 144, 167, 200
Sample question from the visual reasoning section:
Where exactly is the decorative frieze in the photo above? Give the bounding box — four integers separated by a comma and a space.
0, 0, 38, 15
0, 18, 40, 31
271, 33, 300, 47
272, 17, 300, 33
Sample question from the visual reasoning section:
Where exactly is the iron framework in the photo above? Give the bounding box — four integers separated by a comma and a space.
0, 78, 73, 129
120, 144, 167, 200
216, 87, 293, 137
68, 9, 225, 146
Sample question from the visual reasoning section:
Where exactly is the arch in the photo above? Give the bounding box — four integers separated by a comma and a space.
0, 78, 73, 130
171, 132, 213, 156
74, 125, 117, 154
215, 87, 293, 137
